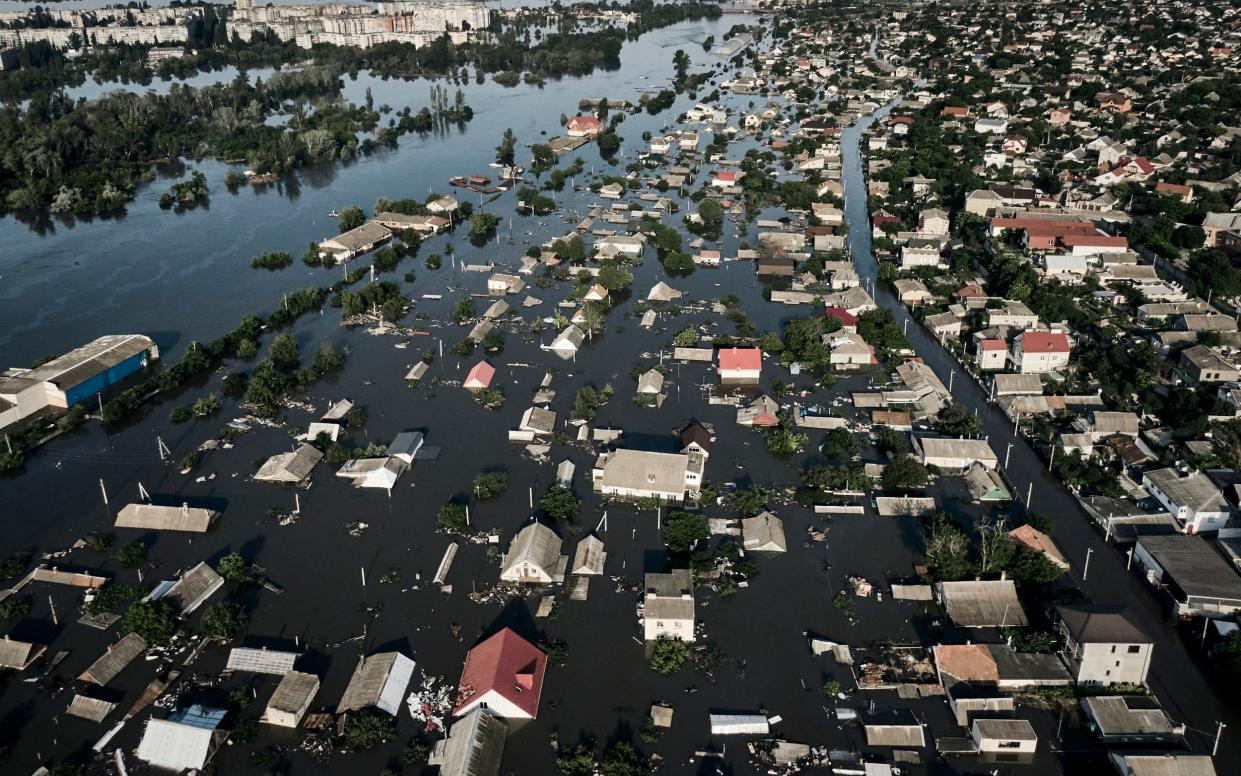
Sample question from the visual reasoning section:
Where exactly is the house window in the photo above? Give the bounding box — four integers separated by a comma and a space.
1128, 645, 1141, 654
1110, 646, 1116, 653
998, 741, 1021, 749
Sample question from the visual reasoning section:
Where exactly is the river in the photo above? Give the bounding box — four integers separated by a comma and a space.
0, 14, 741, 366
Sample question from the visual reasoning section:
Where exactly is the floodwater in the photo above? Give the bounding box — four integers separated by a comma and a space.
0, 13, 736, 365
0, 15, 1235, 776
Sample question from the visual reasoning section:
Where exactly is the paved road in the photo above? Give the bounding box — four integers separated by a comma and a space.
838, 94, 1239, 767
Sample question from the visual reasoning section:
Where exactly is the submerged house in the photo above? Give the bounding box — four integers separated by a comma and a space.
146, 561, 224, 616
136, 705, 228, 772
337, 651, 415, 715
593, 449, 702, 504
318, 222, 392, 263
643, 569, 695, 642
741, 511, 787, 552
254, 444, 323, 484
499, 523, 567, 585
452, 628, 547, 720
262, 671, 319, 728
115, 503, 219, 533
430, 707, 508, 776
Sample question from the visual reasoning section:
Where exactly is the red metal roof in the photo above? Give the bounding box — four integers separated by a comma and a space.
979, 339, 1007, 351
464, 361, 495, 388
1060, 234, 1128, 248
718, 347, 761, 373
821, 306, 858, 325
1019, 331, 1069, 353
567, 115, 602, 131
452, 628, 547, 719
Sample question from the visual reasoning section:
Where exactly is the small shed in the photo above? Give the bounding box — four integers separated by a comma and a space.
863, 710, 926, 747
709, 713, 770, 735
571, 536, 607, 575
972, 718, 1037, 753
263, 671, 319, 728
226, 647, 300, 676
936, 580, 1027, 627
741, 511, 788, 553
499, 523, 567, 585
637, 369, 665, 395
67, 694, 116, 723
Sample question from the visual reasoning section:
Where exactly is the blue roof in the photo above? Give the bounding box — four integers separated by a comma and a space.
169, 704, 226, 730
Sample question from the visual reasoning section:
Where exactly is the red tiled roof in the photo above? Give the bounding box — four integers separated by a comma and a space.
719, 347, 762, 372
1019, 331, 1069, 353
567, 115, 602, 131
453, 628, 547, 718
714, 171, 738, 183
935, 644, 999, 683
980, 339, 1007, 351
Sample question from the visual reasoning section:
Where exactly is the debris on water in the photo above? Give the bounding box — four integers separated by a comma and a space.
346, 521, 368, 536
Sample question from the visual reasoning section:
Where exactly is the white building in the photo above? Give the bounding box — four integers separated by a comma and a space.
644, 569, 695, 642
499, 522, 567, 584
1054, 604, 1153, 687
593, 449, 702, 503
1141, 468, 1230, 534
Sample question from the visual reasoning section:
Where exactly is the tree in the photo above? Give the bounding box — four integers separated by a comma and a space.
1213, 631, 1241, 689
313, 343, 345, 373
269, 334, 299, 371
473, 471, 510, 499
453, 296, 475, 322
596, 263, 633, 291
496, 128, 517, 165
881, 456, 928, 491
115, 540, 147, 569
470, 211, 500, 238
673, 326, 699, 347
934, 404, 983, 437
540, 485, 581, 521
821, 428, 858, 459
573, 386, 601, 420
438, 502, 469, 534
216, 553, 248, 583
649, 636, 689, 674
662, 512, 708, 553
601, 742, 648, 776
765, 427, 808, 455
1187, 248, 1241, 300
728, 486, 766, 516
556, 743, 598, 776
202, 602, 248, 642
876, 426, 907, 454
344, 709, 396, 751
925, 522, 972, 581
338, 206, 366, 232
123, 599, 176, 645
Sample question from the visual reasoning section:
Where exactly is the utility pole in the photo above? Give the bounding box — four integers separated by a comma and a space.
1005, 442, 1013, 469
1026, 482, 1033, 509
1127, 547, 1134, 571
1048, 444, 1056, 470
1082, 547, 1093, 581
1214, 721, 1226, 757
99, 479, 108, 507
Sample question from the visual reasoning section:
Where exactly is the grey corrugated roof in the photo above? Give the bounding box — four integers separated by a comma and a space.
1082, 696, 1177, 736
115, 504, 218, 533
79, 633, 146, 685
0, 638, 42, 669
226, 647, 299, 675
337, 652, 412, 714
500, 523, 563, 580
163, 562, 224, 616
255, 444, 323, 482
434, 707, 507, 776
25, 334, 155, 390
67, 694, 116, 723
1136, 536, 1241, 602
267, 671, 319, 714
1055, 604, 1147, 644
937, 580, 1027, 627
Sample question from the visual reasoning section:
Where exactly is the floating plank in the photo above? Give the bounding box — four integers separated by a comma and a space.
433, 543, 459, 586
